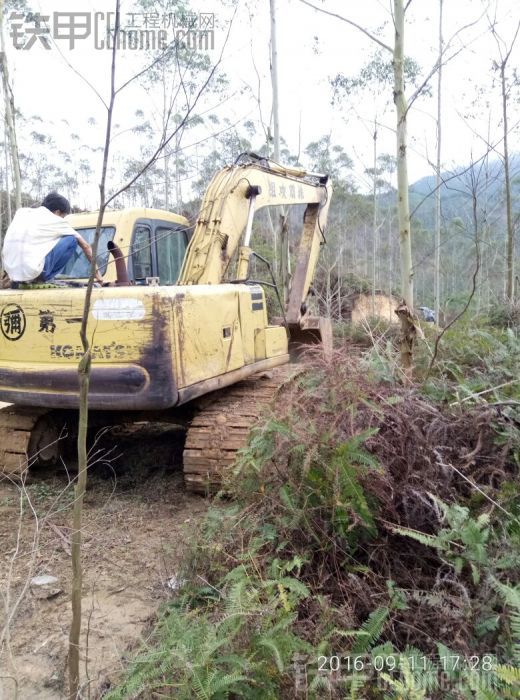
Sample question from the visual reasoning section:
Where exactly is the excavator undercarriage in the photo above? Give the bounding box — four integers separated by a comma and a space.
183, 364, 298, 493
0, 407, 61, 476
0, 365, 299, 493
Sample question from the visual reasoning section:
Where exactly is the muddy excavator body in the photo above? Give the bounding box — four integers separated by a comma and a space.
0, 155, 332, 491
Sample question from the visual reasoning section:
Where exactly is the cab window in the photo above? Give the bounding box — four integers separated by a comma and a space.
132, 224, 153, 279
59, 226, 115, 278
155, 226, 188, 284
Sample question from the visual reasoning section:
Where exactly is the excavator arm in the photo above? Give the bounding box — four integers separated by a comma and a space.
178, 154, 332, 330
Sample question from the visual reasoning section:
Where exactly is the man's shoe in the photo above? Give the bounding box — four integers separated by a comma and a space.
10, 280, 65, 290
10, 281, 36, 289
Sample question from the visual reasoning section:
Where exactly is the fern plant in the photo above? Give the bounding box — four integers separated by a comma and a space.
391, 496, 490, 583
490, 578, 520, 696
379, 657, 428, 699
104, 602, 247, 700
105, 576, 311, 700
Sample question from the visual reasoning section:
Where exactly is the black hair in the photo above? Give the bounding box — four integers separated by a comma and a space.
42, 192, 71, 215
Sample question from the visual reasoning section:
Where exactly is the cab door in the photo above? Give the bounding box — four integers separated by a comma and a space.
152, 220, 189, 285
129, 219, 156, 283
129, 220, 189, 285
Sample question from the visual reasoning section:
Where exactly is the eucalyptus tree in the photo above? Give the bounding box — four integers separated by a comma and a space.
488, 12, 520, 300
301, 2, 417, 317
269, 0, 281, 161
0, 0, 25, 213
298, 0, 433, 373
135, 0, 227, 209
304, 135, 361, 316
300, 0, 487, 371
434, 0, 444, 323
331, 47, 422, 316
192, 117, 254, 198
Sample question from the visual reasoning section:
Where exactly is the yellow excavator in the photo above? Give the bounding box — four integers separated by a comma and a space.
0, 153, 332, 492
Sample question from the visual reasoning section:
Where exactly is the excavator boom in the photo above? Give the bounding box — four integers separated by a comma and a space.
178, 154, 332, 329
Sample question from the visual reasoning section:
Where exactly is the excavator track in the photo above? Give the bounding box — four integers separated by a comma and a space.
0, 366, 304, 489
183, 365, 300, 494
0, 406, 62, 477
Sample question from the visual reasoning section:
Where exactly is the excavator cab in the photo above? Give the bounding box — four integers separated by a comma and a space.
59, 208, 191, 286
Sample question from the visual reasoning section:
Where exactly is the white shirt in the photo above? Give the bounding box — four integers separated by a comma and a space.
2, 206, 79, 281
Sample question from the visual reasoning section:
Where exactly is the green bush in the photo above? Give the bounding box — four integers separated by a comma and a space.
487, 301, 520, 329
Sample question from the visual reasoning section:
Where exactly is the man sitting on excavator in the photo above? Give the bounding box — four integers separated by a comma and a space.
2, 192, 102, 287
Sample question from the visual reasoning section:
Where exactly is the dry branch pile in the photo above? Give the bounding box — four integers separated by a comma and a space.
227, 348, 519, 655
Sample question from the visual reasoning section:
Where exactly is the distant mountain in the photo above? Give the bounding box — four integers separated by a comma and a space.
408, 154, 520, 230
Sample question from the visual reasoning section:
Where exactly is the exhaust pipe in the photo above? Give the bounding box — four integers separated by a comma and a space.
107, 240, 131, 286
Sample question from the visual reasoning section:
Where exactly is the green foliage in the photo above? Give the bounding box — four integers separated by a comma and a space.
335, 316, 398, 348
109, 341, 519, 699
487, 301, 520, 329
357, 314, 520, 406
392, 497, 491, 583
106, 568, 311, 700
331, 49, 425, 97
233, 422, 382, 549
387, 499, 520, 697
414, 320, 520, 408
304, 135, 354, 186
495, 664, 520, 687
104, 600, 248, 700
491, 579, 520, 665
351, 607, 389, 654
379, 657, 428, 699
327, 435, 381, 538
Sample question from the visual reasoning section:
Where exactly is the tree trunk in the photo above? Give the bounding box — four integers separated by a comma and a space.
371, 118, 378, 315
270, 0, 280, 162
0, 161, 3, 276
393, 0, 413, 308
337, 245, 342, 321
0, 1, 22, 212
68, 6, 120, 696
162, 65, 170, 210
388, 213, 393, 295
434, 0, 443, 323
4, 124, 11, 223
269, 0, 280, 279
501, 63, 514, 300
393, 0, 416, 377
164, 149, 170, 209
175, 129, 182, 209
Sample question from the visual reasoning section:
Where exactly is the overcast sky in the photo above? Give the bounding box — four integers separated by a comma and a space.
5, 0, 520, 205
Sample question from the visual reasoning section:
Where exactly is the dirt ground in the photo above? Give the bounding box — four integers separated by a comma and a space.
0, 430, 208, 700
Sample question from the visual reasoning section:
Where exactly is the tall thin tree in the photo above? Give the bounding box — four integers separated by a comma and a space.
490, 16, 520, 300
434, 0, 443, 323
392, 0, 413, 310
371, 117, 378, 314
68, 6, 121, 694
300, 0, 417, 370
0, 0, 22, 212
270, 0, 280, 161
270, 0, 289, 297
67, 8, 228, 692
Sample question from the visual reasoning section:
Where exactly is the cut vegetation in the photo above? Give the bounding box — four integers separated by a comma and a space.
106, 313, 520, 699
